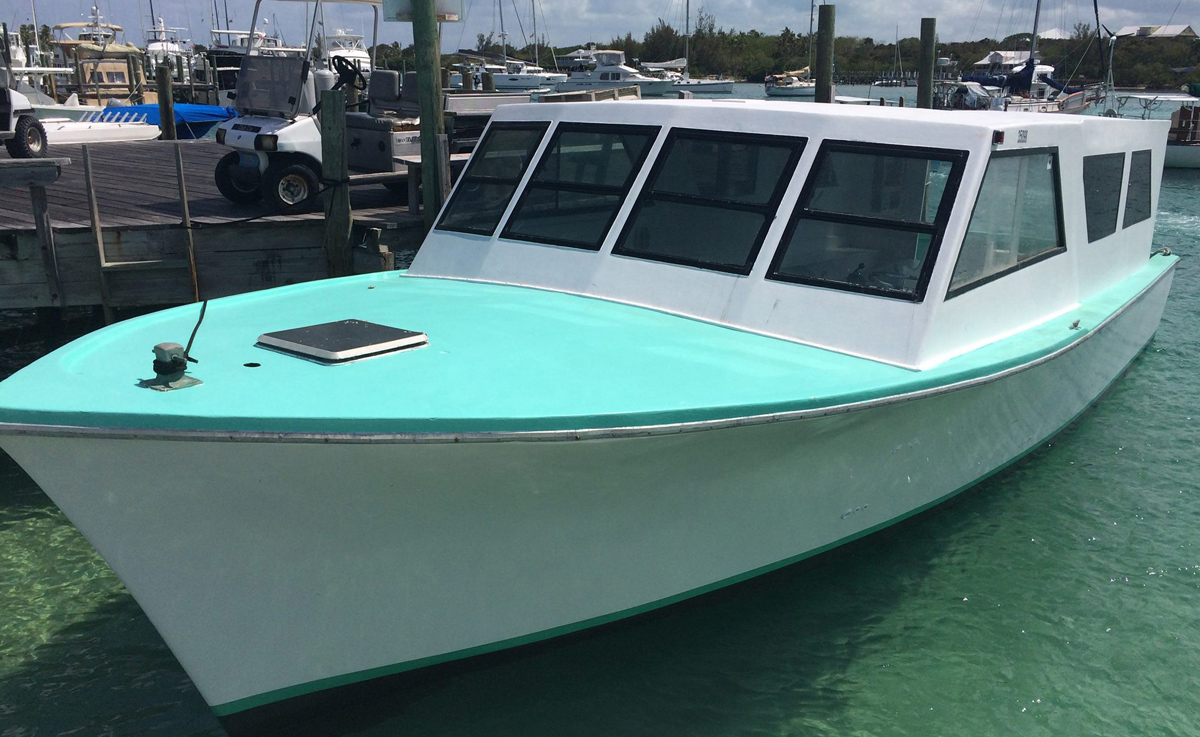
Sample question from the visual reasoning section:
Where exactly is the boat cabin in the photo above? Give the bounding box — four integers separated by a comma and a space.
411, 99, 1167, 370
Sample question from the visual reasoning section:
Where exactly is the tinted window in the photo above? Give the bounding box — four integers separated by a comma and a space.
769, 142, 966, 301
614, 130, 805, 274
949, 150, 1064, 295
502, 124, 658, 249
437, 123, 548, 235
807, 150, 951, 224
1083, 152, 1125, 242
1124, 149, 1152, 227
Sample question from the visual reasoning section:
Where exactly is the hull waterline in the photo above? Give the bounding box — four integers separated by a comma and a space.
0, 263, 1174, 728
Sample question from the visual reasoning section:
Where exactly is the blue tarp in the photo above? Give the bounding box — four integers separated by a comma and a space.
99, 104, 237, 139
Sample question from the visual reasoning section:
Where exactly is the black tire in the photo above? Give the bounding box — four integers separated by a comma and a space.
262, 161, 320, 211
215, 151, 263, 204
5, 116, 47, 159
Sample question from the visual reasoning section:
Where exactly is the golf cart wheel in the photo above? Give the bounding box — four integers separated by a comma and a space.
263, 162, 319, 211
6, 116, 47, 159
215, 152, 263, 204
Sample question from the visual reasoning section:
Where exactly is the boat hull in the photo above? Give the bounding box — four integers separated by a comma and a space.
1164, 141, 1200, 168
0, 265, 1173, 726
765, 84, 816, 98
674, 79, 734, 93
553, 78, 676, 96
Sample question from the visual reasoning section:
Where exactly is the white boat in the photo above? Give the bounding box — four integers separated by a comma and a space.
642, 0, 734, 94
554, 50, 675, 96
766, 70, 816, 97
325, 29, 371, 71
0, 100, 1176, 734
145, 16, 193, 84
39, 111, 159, 144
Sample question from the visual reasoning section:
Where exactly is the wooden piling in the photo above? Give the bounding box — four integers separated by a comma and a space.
815, 4, 835, 104
483, 72, 495, 92
412, 0, 448, 231
126, 55, 143, 104
156, 65, 177, 140
440, 68, 451, 88
463, 69, 475, 91
918, 18, 936, 109
320, 88, 354, 277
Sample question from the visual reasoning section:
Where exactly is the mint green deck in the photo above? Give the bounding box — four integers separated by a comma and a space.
0, 255, 1176, 434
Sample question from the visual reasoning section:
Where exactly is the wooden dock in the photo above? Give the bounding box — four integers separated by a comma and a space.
1, 139, 426, 312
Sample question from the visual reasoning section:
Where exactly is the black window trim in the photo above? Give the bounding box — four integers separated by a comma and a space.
435, 120, 550, 237
1122, 148, 1153, 229
611, 127, 807, 276
499, 122, 661, 251
766, 139, 969, 302
945, 145, 1067, 300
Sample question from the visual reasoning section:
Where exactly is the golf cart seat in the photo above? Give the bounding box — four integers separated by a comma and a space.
366, 70, 402, 114
345, 71, 412, 131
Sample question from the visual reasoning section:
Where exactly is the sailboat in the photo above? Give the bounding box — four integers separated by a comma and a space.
672, 0, 733, 93
765, 1, 816, 97
873, 27, 907, 86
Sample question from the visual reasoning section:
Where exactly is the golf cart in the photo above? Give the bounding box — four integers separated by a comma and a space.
1, 24, 48, 158
213, 0, 530, 210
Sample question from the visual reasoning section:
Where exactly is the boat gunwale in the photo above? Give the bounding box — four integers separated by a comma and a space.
0, 258, 1175, 444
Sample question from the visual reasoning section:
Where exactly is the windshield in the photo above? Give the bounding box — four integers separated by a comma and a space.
234, 55, 309, 117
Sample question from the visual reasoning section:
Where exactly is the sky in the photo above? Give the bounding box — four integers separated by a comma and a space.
2, 0, 1194, 56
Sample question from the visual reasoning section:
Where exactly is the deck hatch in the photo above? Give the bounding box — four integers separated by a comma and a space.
256, 320, 427, 363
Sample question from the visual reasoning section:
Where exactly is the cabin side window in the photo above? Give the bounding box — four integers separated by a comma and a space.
1124, 149, 1152, 228
1082, 152, 1125, 242
436, 122, 549, 236
948, 149, 1065, 297
612, 129, 805, 274
768, 142, 967, 301
501, 124, 659, 250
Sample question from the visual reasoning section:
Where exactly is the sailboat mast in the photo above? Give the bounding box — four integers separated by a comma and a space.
29, 0, 40, 63
807, 0, 815, 71
498, 0, 507, 62
684, 0, 689, 78
1028, 0, 1041, 64
532, 0, 536, 66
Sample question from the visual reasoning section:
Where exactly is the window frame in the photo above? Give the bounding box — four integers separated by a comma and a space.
499, 122, 661, 251
1123, 149, 1153, 228
612, 127, 807, 276
435, 120, 550, 237
945, 146, 1067, 300
1082, 151, 1126, 243
766, 140, 969, 302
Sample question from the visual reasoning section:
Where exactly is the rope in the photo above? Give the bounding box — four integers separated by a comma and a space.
183, 299, 208, 363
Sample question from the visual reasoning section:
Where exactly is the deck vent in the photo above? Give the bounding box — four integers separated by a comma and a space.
256, 319, 427, 364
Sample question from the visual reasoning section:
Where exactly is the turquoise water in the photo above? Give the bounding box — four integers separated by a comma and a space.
2, 117, 1199, 735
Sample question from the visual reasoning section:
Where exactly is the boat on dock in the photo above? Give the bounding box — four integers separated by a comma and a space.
0, 99, 1177, 734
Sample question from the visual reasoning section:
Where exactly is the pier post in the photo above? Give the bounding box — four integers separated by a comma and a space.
156, 65, 177, 140
126, 55, 143, 104
441, 68, 451, 88
320, 88, 353, 277
483, 72, 495, 91
815, 4, 835, 104
412, 0, 448, 231
463, 69, 475, 91
918, 18, 936, 109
